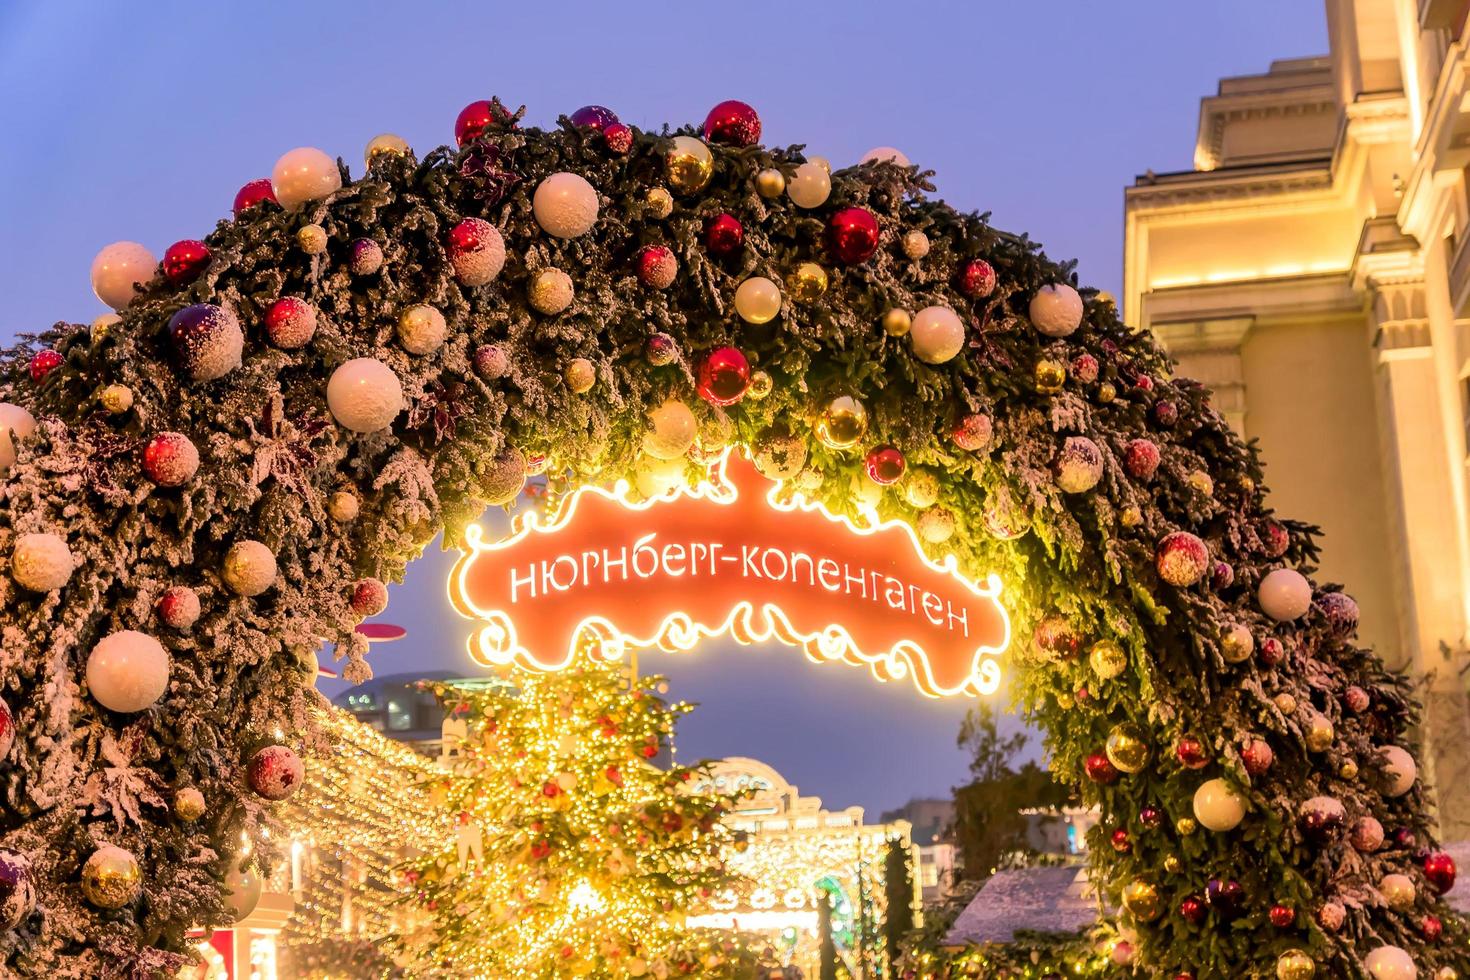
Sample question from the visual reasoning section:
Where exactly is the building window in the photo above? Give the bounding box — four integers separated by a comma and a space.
386, 698, 413, 731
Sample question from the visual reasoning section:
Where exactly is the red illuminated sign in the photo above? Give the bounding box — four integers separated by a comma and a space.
449, 448, 1009, 698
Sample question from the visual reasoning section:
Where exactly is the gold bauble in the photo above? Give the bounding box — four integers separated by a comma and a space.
364, 133, 410, 167
815, 395, 867, 450
883, 307, 912, 336
755, 168, 786, 198
666, 136, 713, 194
91, 313, 121, 341
1176, 817, 1198, 836
903, 470, 940, 509
296, 223, 328, 254
1120, 505, 1143, 528
1189, 469, 1214, 497
787, 262, 828, 304
1275, 950, 1316, 980
1120, 877, 1162, 922
529, 268, 575, 314
1097, 381, 1117, 404
1436, 969, 1460, 980
81, 845, 141, 909
1163, 854, 1182, 874
173, 787, 206, 822
1088, 640, 1127, 680
1274, 693, 1298, 715
645, 186, 674, 219
328, 490, 359, 522
1105, 722, 1151, 774
1034, 358, 1066, 394
565, 358, 596, 394
747, 370, 772, 401
100, 384, 133, 414
1305, 714, 1334, 752
1340, 759, 1359, 780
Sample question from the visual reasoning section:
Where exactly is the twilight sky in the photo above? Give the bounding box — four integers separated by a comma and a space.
0, 2, 1327, 816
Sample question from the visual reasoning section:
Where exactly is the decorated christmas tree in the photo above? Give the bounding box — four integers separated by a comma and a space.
402, 662, 756, 978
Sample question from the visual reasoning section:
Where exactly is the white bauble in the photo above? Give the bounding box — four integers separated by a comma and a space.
787, 162, 832, 208
87, 630, 170, 712
10, 533, 74, 592
644, 400, 697, 461
1259, 568, 1312, 621
1379, 873, 1415, 910
1192, 778, 1246, 831
861, 146, 911, 167
1379, 745, 1417, 797
0, 403, 37, 473
271, 147, 342, 210
1030, 283, 1084, 338
1221, 622, 1255, 664
397, 304, 447, 355
636, 455, 686, 497
1364, 946, 1416, 980
532, 172, 600, 238
910, 306, 965, 364
326, 358, 404, 432
734, 277, 782, 324
224, 861, 264, 922
917, 507, 956, 544
222, 540, 276, 596
90, 241, 157, 310
529, 268, 575, 315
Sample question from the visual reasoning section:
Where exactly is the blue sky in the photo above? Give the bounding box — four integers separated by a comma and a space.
0, 1, 1328, 815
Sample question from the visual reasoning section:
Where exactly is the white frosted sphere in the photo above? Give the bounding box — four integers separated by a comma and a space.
10, 533, 74, 592
734, 277, 783, 324
222, 540, 277, 596
1192, 778, 1246, 831
1030, 283, 1084, 338
787, 162, 832, 209
224, 861, 264, 922
1379, 745, 1417, 797
643, 400, 697, 460
271, 147, 342, 210
0, 403, 37, 473
1259, 568, 1312, 621
529, 268, 575, 315
910, 306, 965, 364
87, 630, 169, 712
90, 241, 157, 310
397, 304, 447, 355
532, 172, 600, 238
327, 358, 404, 433
917, 507, 956, 544
449, 220, 506, 286
861, 146, 911, 167
1363, 946, 1416, 980
1379, 873, 1415, 910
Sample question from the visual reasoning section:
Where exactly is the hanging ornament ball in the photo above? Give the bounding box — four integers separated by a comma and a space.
157, 585, 201, 630
90, 313, 121, 340
1241, 737, 1274, 776
753, 429, 808, 481
222, 540, 277, 597
568, 104, 618, 131
735, 277, 782, 324
248, 744, 304, 801
644, 186, 674, 219
91, 241, 158, 310
747, 370, 773, 401
1205, 878, 1245, 918
957, 259, 998, 299
447, 217, 506, 286
1380, 873, 1416, 910
1317, 901, 1346, 932
1055, 436, 1103, 493
529, 268, 575, 314
1156, 531, 1210, 587
327, 358, 404, 432
87, 630, 169, 713
645, 333, 678, 367
1105, 722, 1151, 774
786, 262, 829, 304
327, 490, 360, 523
364, 132, 409, 167
910, 306, 966, 364
702, 100, 761, 146
456, 101, 498, 145
1071, 352, 1100, 383
866, 446, 906, 485
1120, 877, 1161, 922
1220, 623, 1254, 664
1276, 951, 1315, 980
168, 303, 243, 383
1423, 851, 1457, 894
1085, 752, 1120, 784
917, 507, 956, 544
0, 852, 34, 929
477, 448, 527, 506
27, 350, 61, 384
666, 136, 714, 194
1175, 736, 1209, 769
903, 469, 940, 509
1179, 894, 1206, 925
173, 786, 206, 822
1258, 568, 1312, 621
563, 357, 596, 394
1192, 778, 1246, 831
1298, 795, 1346, 843
755, 168, 786, 198
1030, 283, 1084, 337
296, 224, 328, 255
1089, 640, 1127, 679
474, 343, 512, 380
533, 172, 600, 238
645, 400, 698, 461
815, 396, 868, 450
1316, 591, 1360, 638
1034, 358, 1066, 394
270, 147, 342, 210
874, 311, 911, 341
221, 860, 263, 923
232, 178, 277, 218
0, 700, 11, 762
635, 454, 685, 497
602, 121, 633, 154
0, 404, 34, 474
1379, 745, 1417, 797
1364, 947, 1416, 980
951, 413, 993, 452
697, 347, 750, 407
1125, 439, 1161, 480
862, 146, 911, 168
162, 239, 211, 286
81, 845, 141, 909
10, 532, 74, 592
350, 578, 389, 618
636, 245, 678, 289
787, 161, 832, 208
705, 213, 745, 257
827, 207, 880, 265
142, 432, 200, 487
901, 231, 931, 261
396, 304, 448, 356
264, 296, 317, 350
349, 237, 384, 276
1305, 713, 1334, 752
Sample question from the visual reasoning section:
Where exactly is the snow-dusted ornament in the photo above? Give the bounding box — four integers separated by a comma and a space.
90, 241, 157, 310
473, 344, 511, 380
397, 304, 448, 355
0, 850, 35, 928
477, 448, 527, 506
1055, 436, 1103, 493
1378, 745, 1417, 797
643, 400, 697, 461
221, 540, 276, 597
565, 357, 596, 393
247, 744, 304, 800
271, 146, 342, 210
1030, 283, 1084, 337
100, 384, 133, 414
81, 845, 140, 909
529, 268, 575, 314
326, 358, 404, 433
350, 578, 389, 617
1155, 531, 1210, 586
902, 230, 930, 259
1220, 622, 1254, 664
142, 432, 200, 487
327, 491, 360, 522
910, 305, 965, 364
753, 429, 807, 481
173, 787, 206, 822
1258, 568, 1311, 621
265, 297, 317, 350
10, 532, 74, 592
0, 404, 36, 474
447, 218, 506, 286
168, 304, 243, 382
156, 585, 201, 629
532, 172, 599, 238
349, 238, 384, 275
86, 630, 170, 713
918, 507, 956, 544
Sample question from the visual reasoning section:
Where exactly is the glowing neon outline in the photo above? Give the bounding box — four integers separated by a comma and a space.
448, 446, 1009, 698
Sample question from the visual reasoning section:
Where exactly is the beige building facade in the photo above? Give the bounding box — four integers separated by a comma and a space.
1124, 0, 1470, 836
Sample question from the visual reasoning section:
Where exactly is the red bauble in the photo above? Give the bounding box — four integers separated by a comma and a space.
247, 745, 304, 801
701, 100, 761, 146
350, 238, 384, 276
636, 245, 678, 289
1205, 878, 1245, 919
826, 207, 880, 265
1269, 904, 1295, 928
1174, 736, 1209, 769
142, 432, 200, 487
1178, 895, 1206, 925
264, 297, 317, 350
168, 303, 242, 382
1259, 636, 1285, 667
157, 585, 201, 630
1423, 851, 1457, 894
454, 100, 500, 146
646, 333, 677, 366
950, 413, 993, 452
957, 259, 998, 298
1139, 804, 1163, 829
1258, 519, 1290, 557
603, 122, 633, 155
0, 699, 12, 763
1343, 685, 1370, 713
1241, 738, 1274, 776
1032, 616, 1080, 660
162, 240, 211, 285
1155, 531, 1210, 587
1109, 828, 1131, 853
1084, 752, 1119, 784
28, 349, 61, 383
541, 780, 561, 798
865, 446, 906, 485
1421, 914, 1444, 941
1124, 439, 1160, 480
704, 214, 745, 258
568, 105, 618, 132
696, 347, 750, 407
1071, 352, 1099, 383
232, 178, 277, 218
350, 578, 389, 617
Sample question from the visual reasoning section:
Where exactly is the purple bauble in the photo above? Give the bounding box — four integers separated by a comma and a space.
0, 851, 35, 929
1315, 591, 1360, 638
569, 105, 619, 132
168, 303, 243, 383
1205, 878, 1244, 920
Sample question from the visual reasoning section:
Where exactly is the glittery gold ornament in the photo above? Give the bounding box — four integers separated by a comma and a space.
1089, 640, 1127, 680
1275, 693, 1298, 714
666, 136, 713, 194
883, 308, 912, 336
529, 268, 575, 314
1121, 877, 1162, 922
100, 384, 133, 414
1276, 950, 1316, 980
173, 787, 206, 822
222, 540, 277, 596
91, 313, 120, 341
902, 230, 930, 260
1163, 854, 1182, 874
814, 395, 867, 450
755, 169, 785, 198
747, 371, 772, 401
1189, 469, 1214, 497
296, 223, 328, 254
1097, 381, 1117, 404
1176, 817, 1198, 836
1105, 722, 1151, 774
1340, 759, 1359, 780
565, 358, 596, 394
787, 263, 828, 303
903, 470, 940, 509
81, 845, 140, 909
645, 186, 674, 219
1305, 714, 1334, 752
1120, 506, 1143, 528
1034, 358, 1066, 394
364, 133, 410, 167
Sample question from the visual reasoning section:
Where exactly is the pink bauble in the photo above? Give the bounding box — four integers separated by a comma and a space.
1241, 738, 1274, 776
247, 745, 304, 801
1351, 816, 1384, 853
950, 413, 993, 452
1125, 439, 1160, 480
447, 218, 506, 286
351, 578, 389, 617
349, 238, 384, 276
142, 432, 201, 487
264, 297, 317, 350
157, 586, 201, 630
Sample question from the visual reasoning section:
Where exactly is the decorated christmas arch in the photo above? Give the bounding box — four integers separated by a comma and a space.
0, 95, 1464, 978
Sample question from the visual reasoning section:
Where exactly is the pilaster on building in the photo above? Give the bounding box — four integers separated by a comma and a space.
1124, 0, 1470, 838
